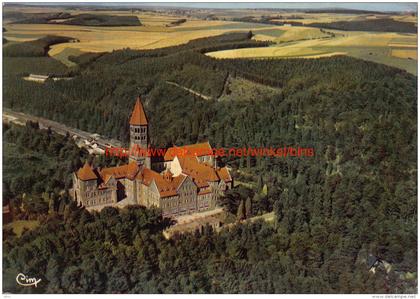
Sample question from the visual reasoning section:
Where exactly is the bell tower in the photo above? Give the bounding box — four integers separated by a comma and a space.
129, 96, 151, 168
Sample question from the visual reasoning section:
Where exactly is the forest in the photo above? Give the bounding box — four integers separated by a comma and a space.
59, 14, 141, 26
309, 18, 417, 33
9, 12, 142, 26
5, 12, 70, 24
231, 16, 416, 33
3, 35, 74, 57
3, 122, 87, 197
2, 31, 418, 293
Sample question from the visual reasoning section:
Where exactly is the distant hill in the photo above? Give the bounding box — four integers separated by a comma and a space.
11, 12, 142, 26
304, 8, 394, 14
60, 14, 141, 26
309, 18, 417, 33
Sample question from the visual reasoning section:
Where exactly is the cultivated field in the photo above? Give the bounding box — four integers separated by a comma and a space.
4, 20, 269, 64
252, 26, 333, 43
3, 6, 418, 74
207, 29, 418, 74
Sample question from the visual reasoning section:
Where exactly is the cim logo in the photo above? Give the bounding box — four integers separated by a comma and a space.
16, 273, 41, 287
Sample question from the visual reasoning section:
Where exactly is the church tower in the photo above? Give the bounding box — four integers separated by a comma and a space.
129, 96, 151, 168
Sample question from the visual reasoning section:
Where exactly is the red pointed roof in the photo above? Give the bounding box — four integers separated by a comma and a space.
129, 97, 148, 126
77, 162, 97, 181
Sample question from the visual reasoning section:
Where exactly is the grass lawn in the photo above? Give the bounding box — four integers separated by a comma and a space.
5, 220, 40, 237
233, 180, 255, 188
218, 76, 282, 102
249, 211, 275, 223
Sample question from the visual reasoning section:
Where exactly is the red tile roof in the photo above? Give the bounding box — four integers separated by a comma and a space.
138, 168, 162, 186
177, 156, 219, 188
164, 141, 212, 161
159, 175, 186, 198
77, 162, 98, 181
139, 168, 187, 198
100, 161, 139, 182
129, 96, 148, 126
76, 143, 231, 198
217, 167, 232, 182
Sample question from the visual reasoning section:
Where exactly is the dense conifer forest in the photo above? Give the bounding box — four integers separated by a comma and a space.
231, 17, 416, 33
2, 31, 417, 293
309, 18, 417, 33
8, 11, 142, 26
3, 36, 73, 57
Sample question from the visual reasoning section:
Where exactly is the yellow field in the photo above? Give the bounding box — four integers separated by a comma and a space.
210, 11, 389, 25
392, 14, 418, 23
4, 20, 271, 60
207, 46, 346, 59
207, 29, 418, 74
4, 7, 250, 61
388, 43, 417, 48
252, 26, 332, 43
392, 49, 417, 59
3, 8, 418, 74
253, 13, 404, 25
278, 13, 364, 25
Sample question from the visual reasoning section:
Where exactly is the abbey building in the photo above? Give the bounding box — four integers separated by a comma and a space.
71, 97, 232, 218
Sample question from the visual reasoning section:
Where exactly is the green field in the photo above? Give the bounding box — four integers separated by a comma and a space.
50, 47, 83, 67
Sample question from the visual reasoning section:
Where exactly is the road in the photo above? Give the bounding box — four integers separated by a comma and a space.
165, 81, 213, 100
3, 108, 123, 150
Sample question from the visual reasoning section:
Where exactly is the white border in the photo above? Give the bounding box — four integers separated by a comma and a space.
1, 0, 418, 298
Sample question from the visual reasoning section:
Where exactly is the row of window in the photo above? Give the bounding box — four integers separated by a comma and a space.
131, 127, 147, 133
86, 196, 110, 206
181, 191, 195, 199
161, 196, 214, 209
85, 190, 108, 198
133, 135, 147, 141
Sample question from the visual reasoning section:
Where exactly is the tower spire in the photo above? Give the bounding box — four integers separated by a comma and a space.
129, 96, 148, 126
129, 96, 150, 168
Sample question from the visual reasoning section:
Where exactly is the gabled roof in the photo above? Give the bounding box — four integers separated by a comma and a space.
100, 161, 139, 181
177, 156, 219, 188
217, 167, 232, 182
159, 175, 186, 198
139, 168, 187, 198
77, 162, 98, 181
129, 96, 148, 126
138, 168, 162, 186
164, 141, 212, 161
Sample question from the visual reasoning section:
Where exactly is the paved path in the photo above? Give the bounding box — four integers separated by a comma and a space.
175, 207, 225, 224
